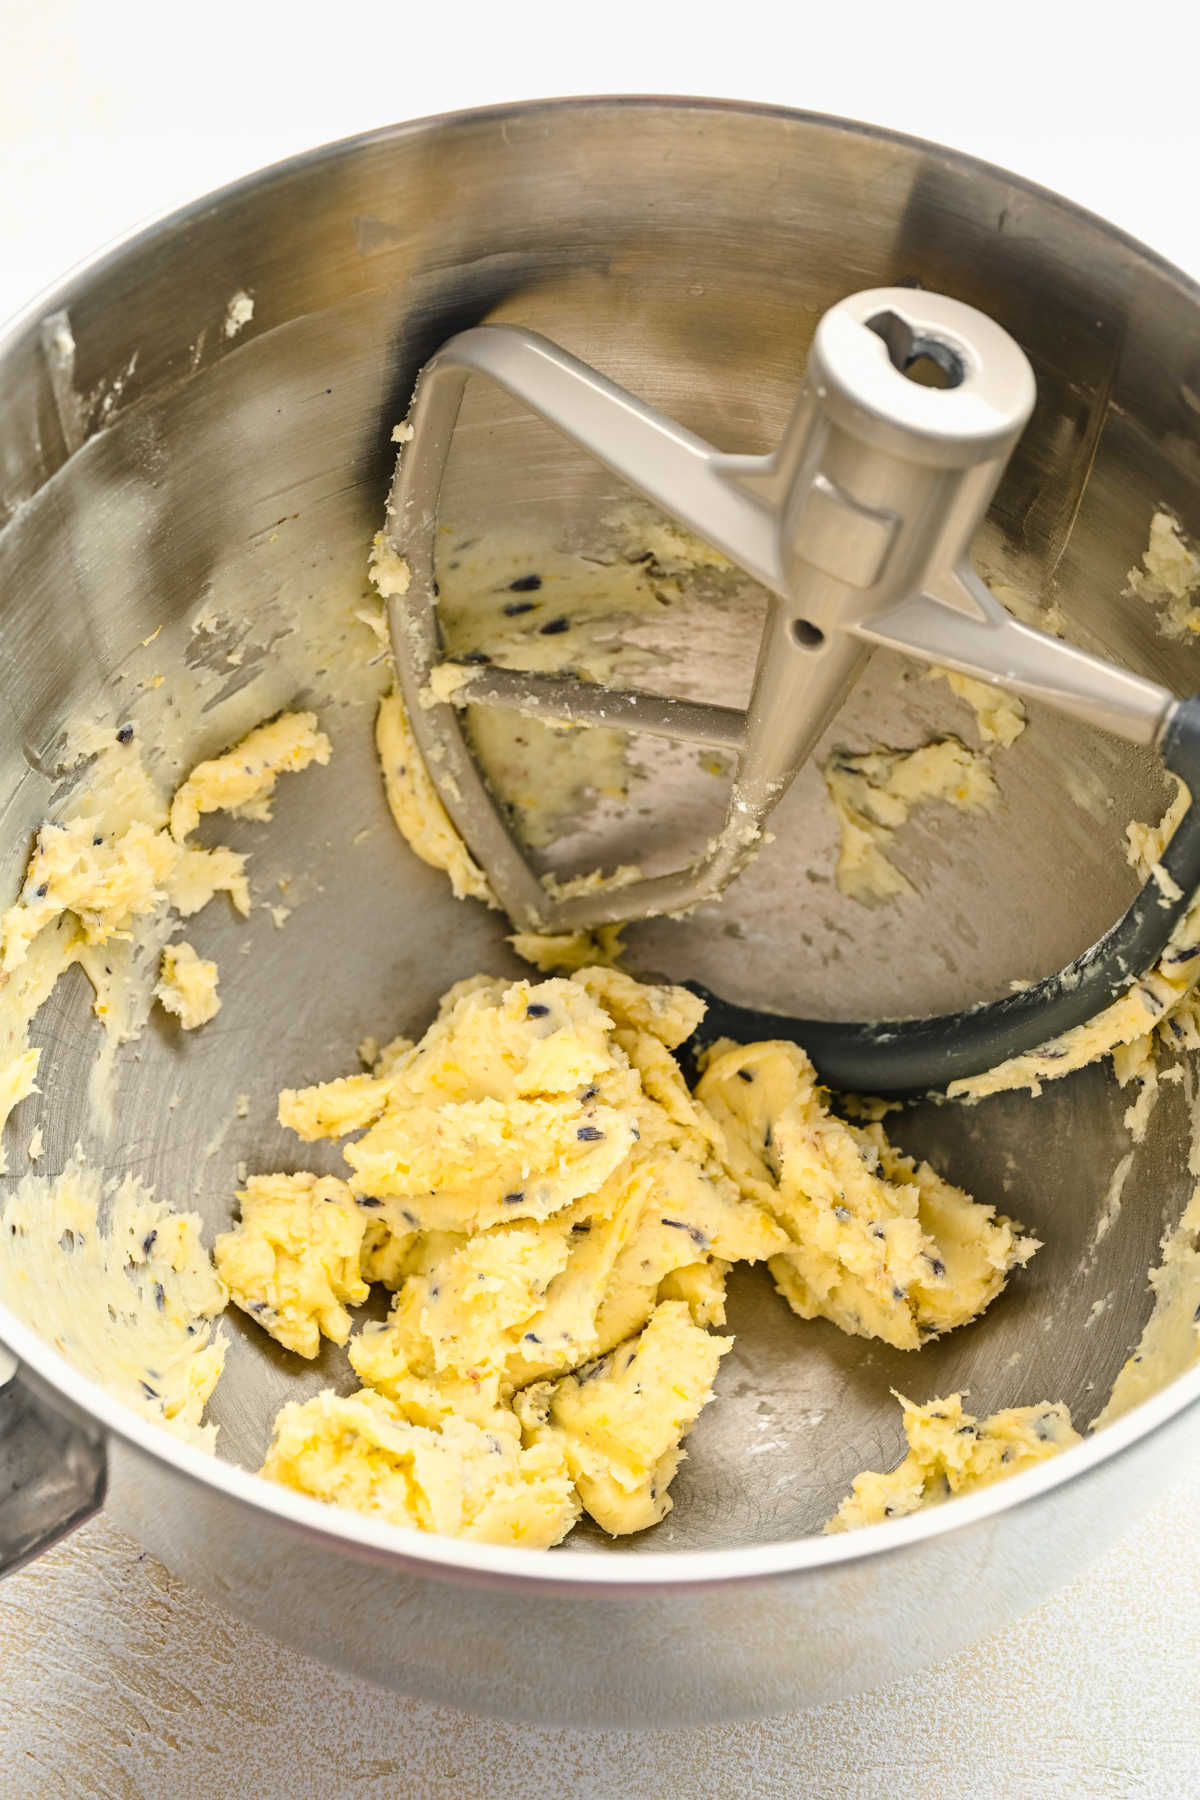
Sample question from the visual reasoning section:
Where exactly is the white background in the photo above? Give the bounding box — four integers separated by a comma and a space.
3, 3, 1200, 1794
5, 0, 1200, 319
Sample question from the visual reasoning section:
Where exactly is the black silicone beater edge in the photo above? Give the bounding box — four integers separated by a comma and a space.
679, 695, 1200, 1098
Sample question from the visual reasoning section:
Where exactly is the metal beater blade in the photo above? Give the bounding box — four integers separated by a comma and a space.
383, 289, 1200, 1093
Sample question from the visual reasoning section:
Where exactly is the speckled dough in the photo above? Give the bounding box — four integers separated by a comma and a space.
262, 1384, 580, 1548
514, 1299, 731, 1535
214, 1173, 368, 1359
827, 1390, 1080, 1530
168, 710, 331, 841
821, 737, 999, 905
0, 1161, 226, 1447
227, 963, 1046, 1547
240, 968, 790, 1541
0, 710, 324, 1156
697, 1039, 1037, 1350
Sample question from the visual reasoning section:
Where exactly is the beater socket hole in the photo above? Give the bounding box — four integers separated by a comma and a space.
866, 310, 965, 390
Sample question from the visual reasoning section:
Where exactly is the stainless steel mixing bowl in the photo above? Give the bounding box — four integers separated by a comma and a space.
2, 99, 1199, 1728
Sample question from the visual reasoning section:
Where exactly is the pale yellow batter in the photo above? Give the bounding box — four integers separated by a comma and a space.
929, 667, 1027, 748
9, 496, 1200, 1558
1126, 509, 1200, 638
156, 942, 221, 1030
214, 1173, 368, 1359
827, 1390, 1080, 1530
0, 710, 328, 1155
0, 1160, 227, 1447
206, 963, 1044, 1545
514, 1299, 730, 1534
262, 1384, 580, 1549
821, 738, 999, 905
697, 1038, 1037, 1350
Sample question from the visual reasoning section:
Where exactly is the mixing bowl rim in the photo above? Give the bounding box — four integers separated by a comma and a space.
4, 92, 1199, 349
5, 1296, 1197, 1588
2, 94, 1197, 1590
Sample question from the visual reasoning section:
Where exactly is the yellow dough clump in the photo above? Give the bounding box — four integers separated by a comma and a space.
509, 923, 626, 976
262, 1385, 580, 1548
1125, 509, 1200, 637
170, 843, 252, 919
169, 710, 330, 841
374, 689, 495, 906
348, 1089, 640, 1230
515, 1299, 731, 1535
827, 1390, 1080, 1531
367, 532, 413, 600
341, 973, 777, 1388
0, 817, 179, 974
574, 964, 704, 1043
278, 1070, 402, 1141
821, 738, 998, 905
0, 1161, 226, 1447
242, 968, 785, 1542
929, 667, 1027, 748
214, 1172, 369, 1358
156, 941, 221, 1029
238, 964, 1037, 1547
697, 1038, 1038, 1350
0, 711, 325, 1156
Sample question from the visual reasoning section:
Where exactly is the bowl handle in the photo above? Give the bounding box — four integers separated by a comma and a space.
0, 1351, 106, 1576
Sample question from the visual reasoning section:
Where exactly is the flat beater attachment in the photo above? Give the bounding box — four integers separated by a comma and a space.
384, 289, 1173, 935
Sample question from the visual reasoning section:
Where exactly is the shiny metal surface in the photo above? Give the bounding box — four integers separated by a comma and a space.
389, 293, 1172, 936
1, 99, 1200, 1725
0, 1358, 106, 1572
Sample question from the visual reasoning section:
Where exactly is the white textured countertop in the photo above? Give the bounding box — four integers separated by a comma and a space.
3, 4, 1200, 1793
4, 1469, 1200, 1799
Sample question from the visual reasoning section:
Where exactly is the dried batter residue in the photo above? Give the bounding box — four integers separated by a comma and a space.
1126, 510, 1200, 638
0, 1161, 226, 1447
822, 738, 999, 905
827, 1390, 1079, 1531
